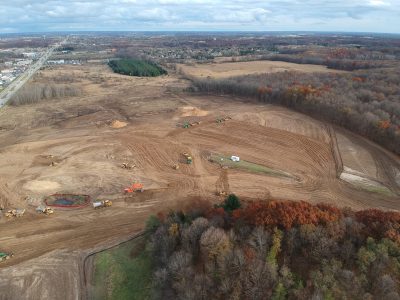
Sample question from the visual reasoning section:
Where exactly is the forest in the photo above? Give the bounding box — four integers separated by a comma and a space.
108, 58, 167, 77
191, 67, 400, 155
143, 195, 400, 300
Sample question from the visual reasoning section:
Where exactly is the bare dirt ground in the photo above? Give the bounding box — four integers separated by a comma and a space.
0, 63, 399, 299
177, 60, 346, 78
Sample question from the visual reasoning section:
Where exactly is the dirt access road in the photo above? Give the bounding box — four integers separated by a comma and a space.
0, 63, 399, 299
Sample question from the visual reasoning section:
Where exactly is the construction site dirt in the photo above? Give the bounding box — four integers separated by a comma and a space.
0, 64, 399, 299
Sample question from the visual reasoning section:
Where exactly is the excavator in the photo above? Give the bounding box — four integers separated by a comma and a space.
36, 206, 54, 215
5, 209, 25, 218
182, 152, 193, 164
0, 252, 13, 262
124, 182, 144, 193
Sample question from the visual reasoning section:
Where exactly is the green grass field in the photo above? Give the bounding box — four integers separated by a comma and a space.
91, 236, 153, 300
353, 182, 396, 197
108, 59, 167, 77
210, 154, 293, 179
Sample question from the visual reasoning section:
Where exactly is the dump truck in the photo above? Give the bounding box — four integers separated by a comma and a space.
93, 200, 112, 209
36, 206, 54, 215
124, 182, 144, 193
5, 209, 25, 218
182, 152, 193, 164
0, 252, 13, 262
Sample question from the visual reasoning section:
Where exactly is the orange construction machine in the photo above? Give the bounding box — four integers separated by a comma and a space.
124, 182, 144, 193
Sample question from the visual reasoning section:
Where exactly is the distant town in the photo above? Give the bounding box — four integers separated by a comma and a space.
0, 44, 80, 90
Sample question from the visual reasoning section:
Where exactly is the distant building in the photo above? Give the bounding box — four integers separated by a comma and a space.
16, 60, 32, 66
22, 52, 37, 58
1, 69, 13, 74
47, 59, 65, 65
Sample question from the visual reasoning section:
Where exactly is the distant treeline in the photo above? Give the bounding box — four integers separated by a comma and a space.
59, 46, 74, 51
108, 59, 167, 77
144, 196, 400, 299
191, 68, 400, 155
9, 83, 81, 106
263, 54, 387, 71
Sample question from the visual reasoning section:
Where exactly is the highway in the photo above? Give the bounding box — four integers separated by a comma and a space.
0, 37, 68, 108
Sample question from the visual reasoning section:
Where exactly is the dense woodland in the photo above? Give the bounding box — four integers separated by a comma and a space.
108, 58, 167, 77
264, 54, 388, 71
145, 196, 400, 300
192, 67, 400, 155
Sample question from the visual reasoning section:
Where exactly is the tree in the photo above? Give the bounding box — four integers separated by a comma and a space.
222, 194, 241, 212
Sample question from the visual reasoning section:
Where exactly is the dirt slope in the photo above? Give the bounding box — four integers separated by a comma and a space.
0, 64, 399, 299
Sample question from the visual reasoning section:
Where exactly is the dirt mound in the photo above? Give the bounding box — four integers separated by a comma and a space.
23, 180, 61, 193
0, 179, 20, 209
110, 120, 128, 129
180, 106, 208, 117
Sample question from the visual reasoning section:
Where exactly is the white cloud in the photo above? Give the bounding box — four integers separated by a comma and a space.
368, 0, 389, 6
0, 0, 399, 33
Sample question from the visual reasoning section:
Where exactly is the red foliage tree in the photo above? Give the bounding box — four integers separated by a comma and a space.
355, 209, 400, 242
233, 200, 341, 229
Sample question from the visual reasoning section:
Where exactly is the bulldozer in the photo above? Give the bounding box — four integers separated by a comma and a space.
216, 116, 231, 123
93, 200, 112, 209
216, 191, 227, 197
0, 252, 13, 262
124, 182, 144, 193
5, 209, 25, 218
36, 206, 54, 215
182, 152, 193, 164
121, 162, 136, 169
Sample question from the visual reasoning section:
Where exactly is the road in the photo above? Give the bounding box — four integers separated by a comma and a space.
0, 37, 68, 108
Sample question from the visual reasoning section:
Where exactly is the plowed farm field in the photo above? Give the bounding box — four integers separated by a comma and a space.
177, 60, 346, 78
0, 64, 399, 300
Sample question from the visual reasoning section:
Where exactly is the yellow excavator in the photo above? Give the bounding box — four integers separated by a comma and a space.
182, 152, 193, 164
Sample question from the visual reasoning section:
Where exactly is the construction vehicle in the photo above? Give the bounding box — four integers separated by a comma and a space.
173, 164, 180, 170
216, 116, 232, 123
0, 252, 13, 262
216, 191, 227, 197
182, 152, 193, 164
121, 162, 136, 169
5, 209, 25, 218
124, 182, 144, 193
93, 200, 112, 209
36, 206, 54, 215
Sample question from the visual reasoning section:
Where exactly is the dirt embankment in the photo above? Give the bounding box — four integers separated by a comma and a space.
0, 63, 399, 299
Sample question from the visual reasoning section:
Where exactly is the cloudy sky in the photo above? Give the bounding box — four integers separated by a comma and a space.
1, 0, 399, 33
